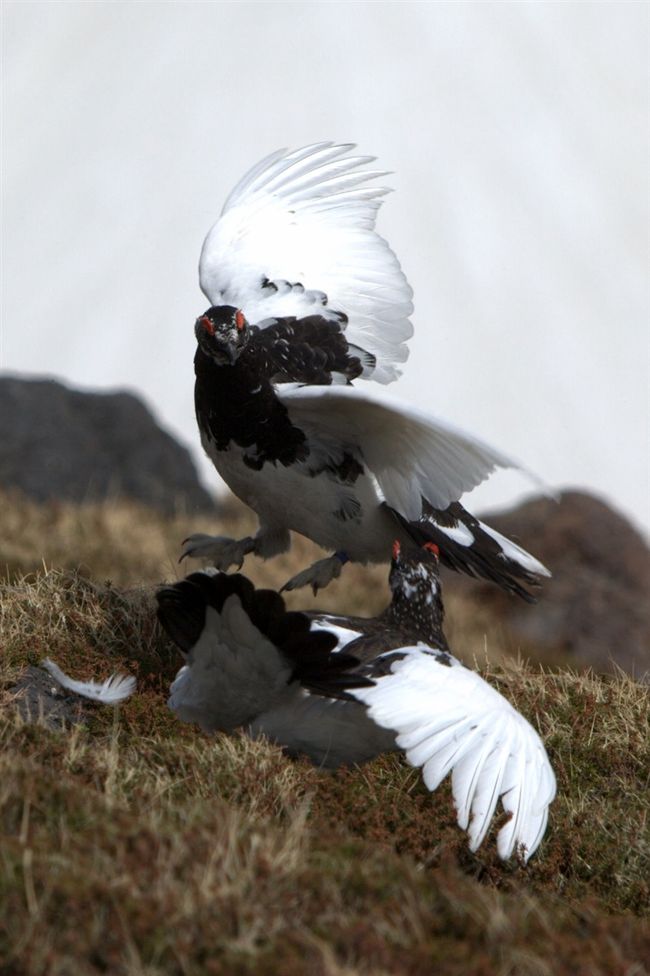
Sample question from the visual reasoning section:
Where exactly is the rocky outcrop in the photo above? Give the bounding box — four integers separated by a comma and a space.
447, 491, 650, 679
0, 375, 214, 514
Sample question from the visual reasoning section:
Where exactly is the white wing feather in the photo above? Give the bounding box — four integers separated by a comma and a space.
278, 384, 519, 517
351, 647, 556, 861
199, 142, 414, 384
41, 658, 136, 704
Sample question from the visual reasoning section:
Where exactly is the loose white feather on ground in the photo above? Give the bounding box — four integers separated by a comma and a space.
41, 658, 136, 704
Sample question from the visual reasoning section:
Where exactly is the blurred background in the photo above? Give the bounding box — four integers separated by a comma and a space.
2, 1, 648, 532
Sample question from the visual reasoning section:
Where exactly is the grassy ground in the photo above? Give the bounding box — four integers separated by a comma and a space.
1, 490, 649, 975
0, 488, 539, 668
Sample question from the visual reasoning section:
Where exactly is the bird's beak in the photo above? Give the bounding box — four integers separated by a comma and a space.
195, 319, 238, 366
209, 339, 238, 366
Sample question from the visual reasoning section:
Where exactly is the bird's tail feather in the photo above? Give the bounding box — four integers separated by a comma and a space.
393, 501, 550, 603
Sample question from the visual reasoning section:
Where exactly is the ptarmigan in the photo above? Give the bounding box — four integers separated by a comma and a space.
156, 543, 556, 862
181, 143, 550, 600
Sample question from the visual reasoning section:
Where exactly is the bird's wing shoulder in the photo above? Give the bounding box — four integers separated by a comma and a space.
247, 315, 366, 385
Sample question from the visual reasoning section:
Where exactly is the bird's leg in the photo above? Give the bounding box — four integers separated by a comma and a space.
282, 551, 349, 595
180, 523, 290, 571
252, 524, 291, 560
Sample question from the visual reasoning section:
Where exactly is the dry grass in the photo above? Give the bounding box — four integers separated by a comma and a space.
0, 490, 649, 975
0, 488, 546, 668
0, 488, 389, 617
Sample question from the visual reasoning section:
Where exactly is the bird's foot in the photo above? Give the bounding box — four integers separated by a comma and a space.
282, 551, 349, 595
180, 534, 255, 571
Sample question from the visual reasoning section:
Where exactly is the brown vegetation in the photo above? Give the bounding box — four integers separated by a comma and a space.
0, 490, 648, 974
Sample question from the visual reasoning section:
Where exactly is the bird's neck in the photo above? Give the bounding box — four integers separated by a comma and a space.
193, 345, 264, 390
193, 348, 307, 468
381, 581, 448, 650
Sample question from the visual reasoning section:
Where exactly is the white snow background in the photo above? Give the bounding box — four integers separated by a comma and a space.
2, 2, 648, 532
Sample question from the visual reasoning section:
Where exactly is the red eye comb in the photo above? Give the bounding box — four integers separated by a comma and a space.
423, 542, 440, 558
392, 540, 401, 560
198, 315, 215, 336
235, 309, 246, 331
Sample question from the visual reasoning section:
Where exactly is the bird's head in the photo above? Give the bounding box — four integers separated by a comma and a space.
388, 540, 441, 600
387, 540, 446, 646
195, 306, 250, 365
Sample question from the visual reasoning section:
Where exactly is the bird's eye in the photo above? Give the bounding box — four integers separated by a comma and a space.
198, 316, 216, 336
235, 309, 246, 331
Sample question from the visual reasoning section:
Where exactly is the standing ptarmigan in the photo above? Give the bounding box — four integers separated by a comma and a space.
156, 542, 556, 862
181, 142, 550, 600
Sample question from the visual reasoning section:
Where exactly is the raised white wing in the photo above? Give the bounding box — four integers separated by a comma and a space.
42, 658, 136, 704
199, 143, 414, 384
351, 646, 556, 861
278, 384, 521, 517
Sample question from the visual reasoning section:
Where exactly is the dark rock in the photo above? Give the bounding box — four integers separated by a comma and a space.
0, 375, 214, 514
446, 491, 650, 679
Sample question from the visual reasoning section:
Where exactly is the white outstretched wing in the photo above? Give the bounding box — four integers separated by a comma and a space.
278, 384, 523, 517
199, 143, 414, 384
42, 658, 136, 704
351, 646, 556, 861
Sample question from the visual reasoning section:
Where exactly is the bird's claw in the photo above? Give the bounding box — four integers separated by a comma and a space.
179, 534, 255, 571
281, 553, 346, 593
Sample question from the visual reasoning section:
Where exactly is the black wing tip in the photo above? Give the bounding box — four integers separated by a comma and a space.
395, 502, 547, 603
155, 572, 256, 652
156, 570, 366, 697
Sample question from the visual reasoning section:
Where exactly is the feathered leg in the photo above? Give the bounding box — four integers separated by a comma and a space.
180, 523, 290, 571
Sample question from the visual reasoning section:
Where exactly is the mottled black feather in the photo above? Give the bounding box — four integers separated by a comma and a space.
194, 346, 309, 468
249, 315, 364, 385
156, 578, 207, 655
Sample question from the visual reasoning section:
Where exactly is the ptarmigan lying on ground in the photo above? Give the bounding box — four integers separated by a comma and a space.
155, 543, 556, 862
181, 142, 549, 600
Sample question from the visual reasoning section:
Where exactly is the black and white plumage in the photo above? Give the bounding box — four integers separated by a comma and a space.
183, 143, 550, 600
198, 142, 414, 385
306, 540, 451, 662
156, 545, 556, 862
